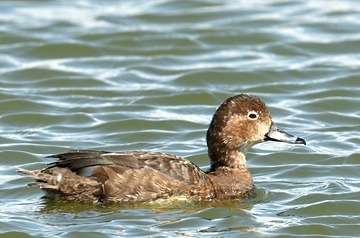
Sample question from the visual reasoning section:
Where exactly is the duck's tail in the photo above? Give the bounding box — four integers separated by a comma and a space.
18, 167, 103, 203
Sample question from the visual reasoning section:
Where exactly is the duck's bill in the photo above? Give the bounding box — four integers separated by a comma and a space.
264, 122, 306, 145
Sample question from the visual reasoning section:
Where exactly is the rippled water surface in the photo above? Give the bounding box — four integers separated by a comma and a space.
1, 0, 360, 237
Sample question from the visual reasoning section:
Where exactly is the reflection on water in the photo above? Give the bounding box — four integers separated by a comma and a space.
1, 0, 360, 237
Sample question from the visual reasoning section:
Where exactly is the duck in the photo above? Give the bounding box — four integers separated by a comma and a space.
18, 94, 306, 203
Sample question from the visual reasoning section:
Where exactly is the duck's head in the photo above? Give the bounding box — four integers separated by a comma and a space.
206, 94, 305, 169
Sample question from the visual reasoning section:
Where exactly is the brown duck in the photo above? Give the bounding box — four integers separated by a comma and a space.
18, 94, 306, 203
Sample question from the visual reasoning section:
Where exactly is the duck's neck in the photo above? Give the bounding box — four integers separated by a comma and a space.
208, 147, 248, 170
207, 149, 254, 198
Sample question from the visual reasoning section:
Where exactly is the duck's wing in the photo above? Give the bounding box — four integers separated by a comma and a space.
46, 150, 206, 183
44, 150, 113, 171
19, 150, 216, 202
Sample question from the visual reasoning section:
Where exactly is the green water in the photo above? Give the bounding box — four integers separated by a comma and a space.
1, 0, 360, 237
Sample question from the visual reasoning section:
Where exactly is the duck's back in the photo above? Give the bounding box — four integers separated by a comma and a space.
19, 150, 217, 203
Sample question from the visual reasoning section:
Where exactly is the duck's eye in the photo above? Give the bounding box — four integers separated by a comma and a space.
248, 111, 258, 120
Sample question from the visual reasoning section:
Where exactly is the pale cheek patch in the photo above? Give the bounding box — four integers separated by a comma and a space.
57, 173, 62, 183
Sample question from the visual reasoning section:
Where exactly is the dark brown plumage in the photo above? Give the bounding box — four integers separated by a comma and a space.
18, 94, 306, 203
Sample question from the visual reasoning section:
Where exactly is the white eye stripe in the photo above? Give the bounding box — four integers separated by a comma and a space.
247, 111, 258, 120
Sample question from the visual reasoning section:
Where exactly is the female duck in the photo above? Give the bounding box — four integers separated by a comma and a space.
19, 94, 305, 203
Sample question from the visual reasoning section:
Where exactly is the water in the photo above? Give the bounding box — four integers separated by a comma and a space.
1, 0, 360, 237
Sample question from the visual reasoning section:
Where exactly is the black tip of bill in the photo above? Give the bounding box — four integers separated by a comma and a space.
294, 137, 306, 145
